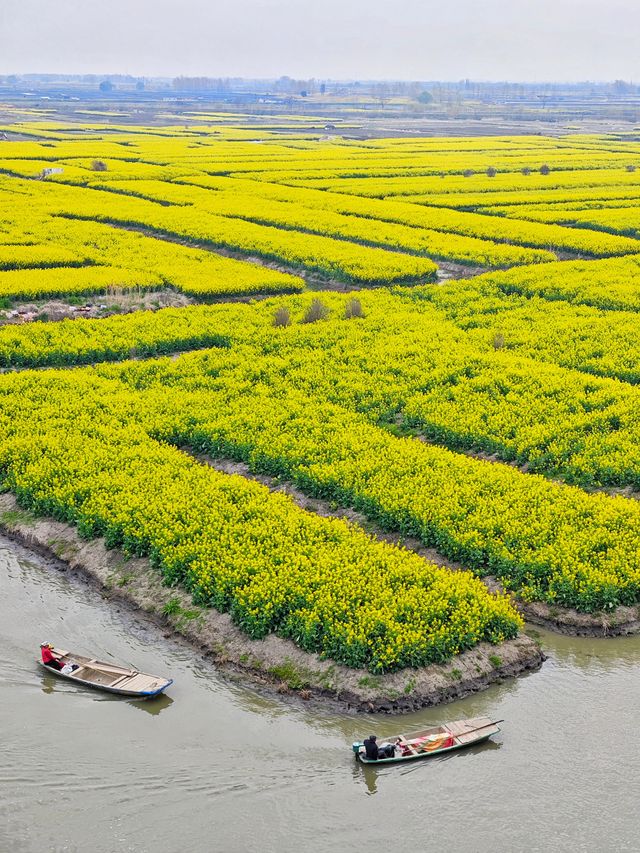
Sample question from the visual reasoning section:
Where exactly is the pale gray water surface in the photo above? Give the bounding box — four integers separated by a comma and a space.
1, 538, 640, 853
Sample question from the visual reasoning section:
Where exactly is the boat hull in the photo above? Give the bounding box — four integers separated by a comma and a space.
38, 649, 173, 699
356, 733, 494, 764
354, 717, 500, 764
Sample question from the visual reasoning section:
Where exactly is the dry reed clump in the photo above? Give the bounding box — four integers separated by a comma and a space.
302, 298, 329, 324
273, 306, 292, 327
344, 297, 365, 319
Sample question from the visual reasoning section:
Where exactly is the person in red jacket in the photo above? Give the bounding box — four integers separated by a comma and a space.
40, 642, 64, 670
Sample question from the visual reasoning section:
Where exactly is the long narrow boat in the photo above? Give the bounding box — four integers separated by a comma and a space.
38, 647, 173, 699
352, 717, 501, 764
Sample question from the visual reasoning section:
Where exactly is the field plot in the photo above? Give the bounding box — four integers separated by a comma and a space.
3, 119, 640, 688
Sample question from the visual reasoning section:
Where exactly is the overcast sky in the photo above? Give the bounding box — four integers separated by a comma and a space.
0, 0, 637, 82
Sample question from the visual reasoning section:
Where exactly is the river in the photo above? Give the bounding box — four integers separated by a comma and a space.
1, 538, 639, 853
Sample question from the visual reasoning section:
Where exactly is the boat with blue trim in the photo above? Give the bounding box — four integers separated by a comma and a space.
38, 645, 173, 698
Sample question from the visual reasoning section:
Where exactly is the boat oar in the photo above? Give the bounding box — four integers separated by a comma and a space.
399, 720, 504, 776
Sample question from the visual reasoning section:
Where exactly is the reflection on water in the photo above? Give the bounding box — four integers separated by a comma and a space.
356, 763, 380, 796
39, 670, 56, 694
130, 693, 174, 716
3, 538, 640, 853
533, 627, 640, 671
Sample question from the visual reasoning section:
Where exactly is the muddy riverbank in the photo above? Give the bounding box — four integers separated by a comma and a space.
0, 492, 543, 713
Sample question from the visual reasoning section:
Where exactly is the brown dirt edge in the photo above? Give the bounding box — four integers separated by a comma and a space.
483, 577, 640, 637
0, 491, 543, 715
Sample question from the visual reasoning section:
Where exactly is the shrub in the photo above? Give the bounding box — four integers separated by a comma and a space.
302, 298, 329, 324
486, 166, 497, 178
345, 297, 364, 319
91, 160, 108, 172
539, 164, 550, 175
273, 306, 291, 327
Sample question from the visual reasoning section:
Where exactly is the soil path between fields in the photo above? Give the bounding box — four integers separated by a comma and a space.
0, 492, 543, 715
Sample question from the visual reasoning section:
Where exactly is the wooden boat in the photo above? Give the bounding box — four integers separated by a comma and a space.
352, 717, 502, 764
38, 647, 173, 699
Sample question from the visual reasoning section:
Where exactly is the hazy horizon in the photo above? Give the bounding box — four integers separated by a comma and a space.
1, 0, 638, 83
3, 73, 637, 86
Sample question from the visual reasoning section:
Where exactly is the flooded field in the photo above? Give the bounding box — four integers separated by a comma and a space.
2, 539, 639, 853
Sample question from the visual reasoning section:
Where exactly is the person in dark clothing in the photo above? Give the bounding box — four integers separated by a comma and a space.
363, 735, 379, 760
363, 735, 394, 760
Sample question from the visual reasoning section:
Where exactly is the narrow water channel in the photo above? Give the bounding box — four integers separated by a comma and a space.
1, 538, 639, 853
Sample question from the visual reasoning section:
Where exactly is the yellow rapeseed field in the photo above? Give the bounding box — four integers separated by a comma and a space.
2, 120, 640, 668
